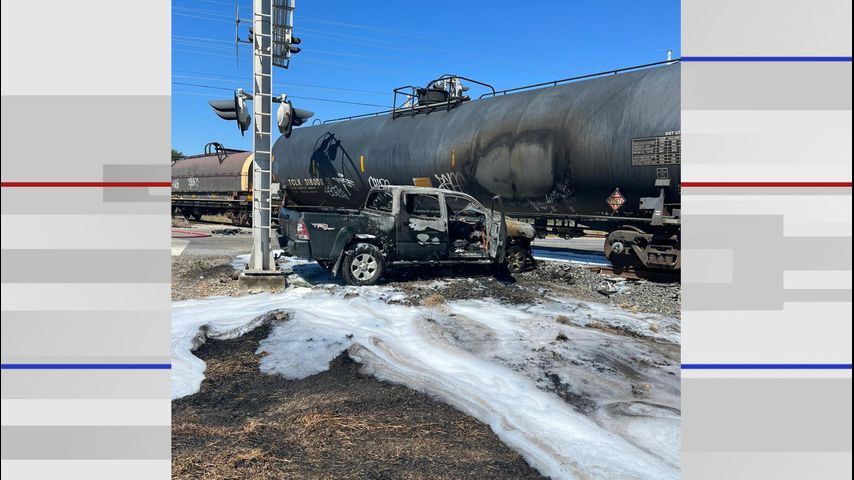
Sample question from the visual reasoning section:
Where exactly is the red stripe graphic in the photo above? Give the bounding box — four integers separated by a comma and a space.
681, 181, 852, 188
1, 181, 171, 188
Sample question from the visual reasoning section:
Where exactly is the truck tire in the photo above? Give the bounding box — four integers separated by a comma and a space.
341, 243, 384, 286
504, 245, 531, 273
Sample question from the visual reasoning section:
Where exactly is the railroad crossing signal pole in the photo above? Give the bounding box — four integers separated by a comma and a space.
247, 0, 275, 273
208, 0, 301, 289
240, 0, 297, 289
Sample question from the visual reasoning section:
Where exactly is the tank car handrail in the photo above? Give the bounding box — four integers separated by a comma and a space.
322, 109, 394, 124
319, 60, 677, 124
479, 59, 680, 98
178, 145, 248, 160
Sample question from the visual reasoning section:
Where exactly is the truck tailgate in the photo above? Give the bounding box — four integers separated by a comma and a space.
277, 206, 359, 260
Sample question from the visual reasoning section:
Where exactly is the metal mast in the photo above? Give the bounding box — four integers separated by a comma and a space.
247, 0, 295, 273
247, 0, 274, 272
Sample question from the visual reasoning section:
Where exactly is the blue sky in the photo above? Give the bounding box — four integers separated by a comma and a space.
172, 0, 680, 154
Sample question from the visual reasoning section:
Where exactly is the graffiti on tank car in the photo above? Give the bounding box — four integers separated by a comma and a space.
172, 179, 180, 189
185, 177, 200, 189
323, 177, 356, 200
324, 184, 350, 199
368, 176, 391, 188
544, 178, 574, 206
434, 171, 465, 191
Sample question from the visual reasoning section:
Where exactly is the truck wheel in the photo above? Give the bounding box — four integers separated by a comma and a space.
504, 245, 530, 273
342, 243, 384, 286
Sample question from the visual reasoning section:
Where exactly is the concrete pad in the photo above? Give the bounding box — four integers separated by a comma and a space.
237, 271, 287, 293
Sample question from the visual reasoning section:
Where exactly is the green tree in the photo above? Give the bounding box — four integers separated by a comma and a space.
172, 148, 184, 161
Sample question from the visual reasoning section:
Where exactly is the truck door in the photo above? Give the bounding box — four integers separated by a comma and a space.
488, 195, 508, 262
396, 192, 448, 260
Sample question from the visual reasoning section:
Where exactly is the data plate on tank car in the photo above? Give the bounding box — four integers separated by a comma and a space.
631, 134, 681, 166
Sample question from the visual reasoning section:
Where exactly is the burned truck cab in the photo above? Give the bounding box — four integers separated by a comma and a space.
278, 186, 536, 285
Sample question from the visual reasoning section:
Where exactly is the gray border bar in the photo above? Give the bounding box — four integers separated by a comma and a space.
683, 379, 852, 452
1, 371, 171, 399
1, 250, 171, 283
1, 311, 170, 358
683, 63, 852, 110
0, 426, 170, 459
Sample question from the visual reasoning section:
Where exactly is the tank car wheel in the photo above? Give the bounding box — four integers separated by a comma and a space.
341, 243, 384, 286
504, 245, 531, 273
604, 228, 644, 269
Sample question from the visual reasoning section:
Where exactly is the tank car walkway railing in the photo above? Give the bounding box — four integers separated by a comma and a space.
391, 75, 496, 119
319, 59, 679, 124
479, 58, 680, 98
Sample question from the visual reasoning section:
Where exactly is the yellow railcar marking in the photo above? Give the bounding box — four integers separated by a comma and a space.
360, 154, 365, 172
451, 147, 456, 168
412, 177, 433, 187
241, 154, 254, 191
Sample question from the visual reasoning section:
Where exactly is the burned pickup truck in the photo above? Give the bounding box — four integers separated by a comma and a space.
277, 185, 536, 285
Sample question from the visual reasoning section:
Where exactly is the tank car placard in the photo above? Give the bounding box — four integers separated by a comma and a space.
631, 134, 681, 166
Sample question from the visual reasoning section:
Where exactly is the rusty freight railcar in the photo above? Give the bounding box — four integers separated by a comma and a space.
171, 143, 278, 226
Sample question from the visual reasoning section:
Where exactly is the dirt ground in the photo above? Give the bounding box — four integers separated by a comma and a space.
172, 255, 245, 301
172, 252, 680, 478
173, 254, 680, 317
172, 324, 545, 480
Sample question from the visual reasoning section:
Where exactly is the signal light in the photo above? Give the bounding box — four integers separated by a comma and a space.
276, 96, 314, 138
276, 99, 294, 137
208, 89, 251, 136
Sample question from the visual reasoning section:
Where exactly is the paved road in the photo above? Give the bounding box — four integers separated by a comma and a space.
172, 223, 252, 257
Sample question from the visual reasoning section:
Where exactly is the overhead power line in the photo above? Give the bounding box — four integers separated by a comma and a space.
172, 12, 233, 24
173, 6, 234, 19
173, 72, 387, 95
180, 0, 250, 10
172, 81, 390, 108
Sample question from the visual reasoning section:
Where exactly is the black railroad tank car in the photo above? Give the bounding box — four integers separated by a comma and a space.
273, 63, 681, 269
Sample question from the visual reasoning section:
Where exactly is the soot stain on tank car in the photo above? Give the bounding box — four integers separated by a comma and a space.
309, 132, 367, 190
473, 130, 560, 201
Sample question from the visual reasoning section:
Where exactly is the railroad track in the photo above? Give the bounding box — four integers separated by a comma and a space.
179, 218, 241, 227
588, 265, 681, 283
174, 216, 278, 228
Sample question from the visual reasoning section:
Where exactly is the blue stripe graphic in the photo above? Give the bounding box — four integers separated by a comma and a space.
681, 56, 852, 62
1, 363, 172, 370
682, 363, 852, 370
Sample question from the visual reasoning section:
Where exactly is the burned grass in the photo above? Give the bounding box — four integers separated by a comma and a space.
172, 324, 546, 480
171, 255, 242, 301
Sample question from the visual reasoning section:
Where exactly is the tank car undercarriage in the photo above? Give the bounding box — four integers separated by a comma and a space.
604, 226, 680, 270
